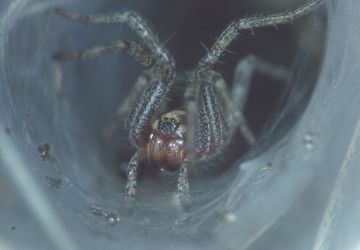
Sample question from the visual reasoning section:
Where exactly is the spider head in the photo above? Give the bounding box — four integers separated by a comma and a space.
151, 110, 186, 139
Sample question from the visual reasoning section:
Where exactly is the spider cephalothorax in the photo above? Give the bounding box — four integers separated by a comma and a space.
53, 0, 324, 209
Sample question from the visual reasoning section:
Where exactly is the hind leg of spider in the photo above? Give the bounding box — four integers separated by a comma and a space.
234, 55, 289, 142
180, 76, 229, 210
210, 55, 289, 145
195, 57, 285, 150
232, 55, 289, 111
204, 71, 255, 146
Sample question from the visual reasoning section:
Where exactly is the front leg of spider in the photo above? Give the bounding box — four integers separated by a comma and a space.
124, 68, 176, 205
53, 8, 176, 205
178, 75, 228, 209
125, 152, 141, 204
177, 159, 190, 210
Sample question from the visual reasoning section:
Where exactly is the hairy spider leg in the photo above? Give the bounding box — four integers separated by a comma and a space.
53, 39, 157, 66
184, 78, 227, 162
103, 70, 164, 138
179, 74, 229, 208
184, 82, 199, 159
54, 9, 177, 204
177, 158, 190, 210
232, 55, 288, 112
53, 2, 323, 209
51, 39, 161, 137
209, 71, 256, 146
185, 75, 227, 150
232, 55, 290, 143
206, 55, 289, 145
54, 8, 174, 66
195, 0, 324, 76
125, 152, 141, 204
178, 58, 288, 204
124, 67, 176, 203
54, 7, 176, 143
196, 80, 226, 156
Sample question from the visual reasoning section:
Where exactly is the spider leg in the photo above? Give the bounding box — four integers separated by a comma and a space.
125, 152, 141, 204
102, 70, 153, 138
54, 8, 174, 66
184, 75, 227, 160
184, 83, 199, 160
53, 39, 175, 142
211, 72, 256, 146
180, 75, 228, 209
196, 0, 324, 76
53, 10, 176, 144
53, 39, 157, 68
197, 80, 226, 155
122, 67, 174, 202
207, 72, 256, 146
232, 55, 288, 111
127, 66, 175, 145
54, 8, 178, 205
212, 55, 288, 145
177, 159, 190, 210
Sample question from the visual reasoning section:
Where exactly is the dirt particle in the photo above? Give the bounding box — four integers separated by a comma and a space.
46, 176, 62, 189
5, 127, 12, 135
38, 143, 50, 161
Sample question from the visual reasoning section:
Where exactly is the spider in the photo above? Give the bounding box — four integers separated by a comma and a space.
53, 0, 324, 208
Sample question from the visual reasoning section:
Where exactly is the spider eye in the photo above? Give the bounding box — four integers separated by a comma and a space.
157, 120, 178, 134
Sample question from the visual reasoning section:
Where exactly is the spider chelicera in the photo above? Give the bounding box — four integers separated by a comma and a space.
53, 0, 324, 208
